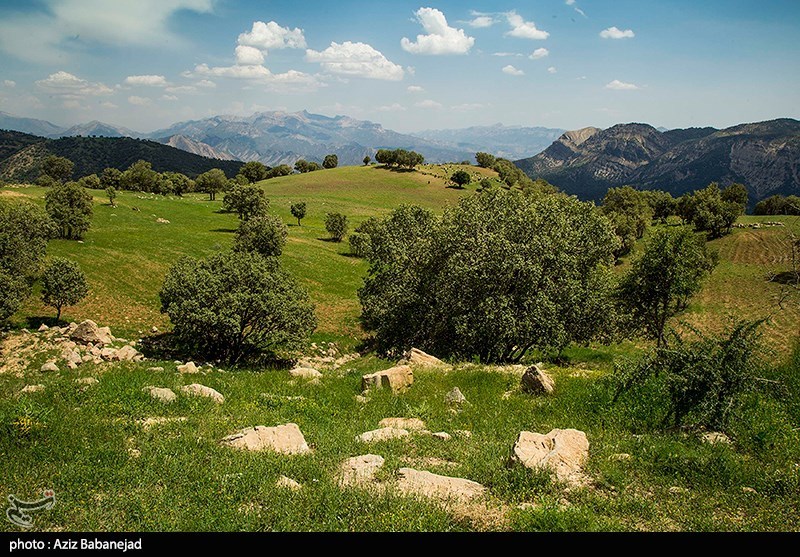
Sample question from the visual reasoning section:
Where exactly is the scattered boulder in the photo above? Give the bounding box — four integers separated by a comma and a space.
100, 347, 117, 361
399, 348, 449, 369
114, 345, 140, 362
445, 387, 467, 405
338, 454, 385, 488
354, 395, 368, 404
62, 349, 82, 366
70, 320, 113, 345
378, 417, 426, 431
289, 367, 322, 380
454, 430, 473, 438
397, 468, 486, 503
180, 384, 224, 404
177, 361, 199, 374
221, 424, 311, 455
76, 377, 99, 386
156, 218, 171, 224
520, 364, 554, 396
143, 386, 176, 403
20, 384, 45, 394
432, 432, 452, 441
742, 487, 757, 494
701, 432, 732, 445
361, 365, 413, 394
40, 361, 59, 373
37, 324, 49, 332
147, 367, 165, 372
276, 476, 302, 492
511, 429, 589, 485
356, 427, 410, 443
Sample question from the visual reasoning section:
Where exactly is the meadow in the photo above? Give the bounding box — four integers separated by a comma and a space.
1, 165, 799, 531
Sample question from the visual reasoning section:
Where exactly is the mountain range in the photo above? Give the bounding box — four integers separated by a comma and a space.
0, 110, 564, 167
515, 119, 800, 204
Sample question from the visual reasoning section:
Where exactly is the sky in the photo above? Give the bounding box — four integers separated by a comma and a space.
0, 0, 798, 134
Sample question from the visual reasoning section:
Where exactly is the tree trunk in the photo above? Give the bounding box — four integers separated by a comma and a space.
56, 305, 62, 321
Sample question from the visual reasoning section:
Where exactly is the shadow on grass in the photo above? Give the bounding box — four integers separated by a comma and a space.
138, 332, 296, 370
317, 237, 343, 243
770, 271, 800, 286
210, 228, 237, 234
25, 316, 62, 330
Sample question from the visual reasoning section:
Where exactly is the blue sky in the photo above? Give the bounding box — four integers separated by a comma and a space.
0, 0, 798, 133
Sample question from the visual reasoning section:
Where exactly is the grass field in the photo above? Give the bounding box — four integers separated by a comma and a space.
1, 167, 799, 532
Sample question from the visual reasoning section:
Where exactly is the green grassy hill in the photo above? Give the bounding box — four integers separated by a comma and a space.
1, 165, 799, 532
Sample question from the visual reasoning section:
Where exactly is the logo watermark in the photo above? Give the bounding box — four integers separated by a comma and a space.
6, 490, 55, 528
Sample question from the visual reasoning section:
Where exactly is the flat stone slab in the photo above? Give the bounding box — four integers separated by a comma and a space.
512, 429, 589, 485
338, 454, 385, 488
399, 348, 450, 369
180, 383, 224, 404
221, 424, 311, 455
177, 362, 199, 374
397, 468, 486, 502
378, 417, 427, 431
289, 367, 322, 380
362, 365, 413, 393
143, 386, 176, 403
356, 427, 410, 443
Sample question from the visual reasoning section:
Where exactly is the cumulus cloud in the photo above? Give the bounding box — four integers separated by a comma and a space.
502, 65, 524, 76
377, 103, 407, 112
237, 20, 307, 51
124, 75, 168, 87
165, 85, 197, 94
548, 66, 557, 74
469, 15, 496, 28
407, 85, 425, 92
99, 101, 117, 108
3, 80, 16, 88
414, 99, 442, 109
235, 45, 265, 66
306, 41, 404, 81
530, 47, 549, 60
128, 95, 151, 106
600, 27, 635, 39
493, 52, 522, 57
505, 11, 549, 40
0, 0, 214, 64
401, 8, 475, 55
36, 71, 113, 97
197, 79, 216, 88
451, 103, 484, 111
605, 79, 639, 90
161, 95, 179, 101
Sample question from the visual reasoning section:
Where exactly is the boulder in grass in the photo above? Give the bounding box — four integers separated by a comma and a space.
397, 468, 486, 503
445, 387, 467, 405
511, 429, 589, 486
180, 384, 224, 404
399, 348, 450, 370
378, 417, 426, 431
520, 364, 555, 396
289, 367, 322, 380
177, 361, 199, 374
40, 362, 59, 372
356, 427, 409, 443
276, 476, 302, 492
221, 424, 311, 455
361, 365, 413, 394
143, 386, 176, 403
70, 320, 113, 345
338, 454, 385, 488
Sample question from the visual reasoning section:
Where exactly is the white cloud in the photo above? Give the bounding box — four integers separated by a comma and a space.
3, 80, 16, 88
548, 66, 557, 74
407, 85, 425, 93
306, 41, 404, 81
377, 103, 407, 112
505, 11, 549, 40
99, 101, 118, 108
124, 74, 168, 87
62, 99, 83, 110
235, 45, 265, 66
469, 16, 496, 28
36, 71, 113, 97
197, 79, 216, 88
128, 96, 151, 106
493, 52, 522, 57
401, 8, 475, 55
502, 65, 524, 76
605, 79, 639, 90
575, 8, 587, 17
600, 27, 635, 39
415, 99, 442, 109
0, 0, 214, 64
161, 95, 179, 101
237, 20, 306, 52
565, 0, 575, 4
165, 85, 197, 94
194, 63, 272, 80
530, 47, 549, 60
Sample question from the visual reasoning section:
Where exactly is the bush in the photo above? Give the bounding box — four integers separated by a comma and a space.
691, 183, 743, 238
195, 168, 229, 201
348, 217, 380, 258
120, 160, 159, 192
613, 320, 766, 431
41, 257, 89, 320
323, 154, 338, 169
161, 171, 194, 196
450, 170, 471, 188
41, 155, 74, 183
159, 251, 316, 363
0, 200, 53, 322
105, 186, 117, 206
602, 186, 653, 257
358, 190, 620, 362
78, 174, 101, 190
222, 184, 269, 220
475, 152, 496, 168
100, 167, 122, 189
325, 212, 348, 242
233, 214, 287, 257
266, 165, 293, 179
617, 227, 717, 346
44, 182, 93, 240
238, 161, 268, 183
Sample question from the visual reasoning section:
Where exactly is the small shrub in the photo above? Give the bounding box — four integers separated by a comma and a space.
325, 212, 348, 242
233, 214, 288, 257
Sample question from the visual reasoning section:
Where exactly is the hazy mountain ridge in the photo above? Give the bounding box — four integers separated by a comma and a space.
412, 124, 566, 160
515, 119, 800, 203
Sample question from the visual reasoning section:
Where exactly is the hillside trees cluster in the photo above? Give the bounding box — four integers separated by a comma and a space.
754, 194, 800, 215
358, 189, 620, 362
601, 186, 654, 258
237, 161, 269, 184
680, 183, 746, 238
375, 149, 425, 169
45, 181, 93, 240
294, 159, 322, 173
222, 184, 269, 220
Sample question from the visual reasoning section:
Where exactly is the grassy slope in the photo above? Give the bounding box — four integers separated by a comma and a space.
2, 168, 799, 532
